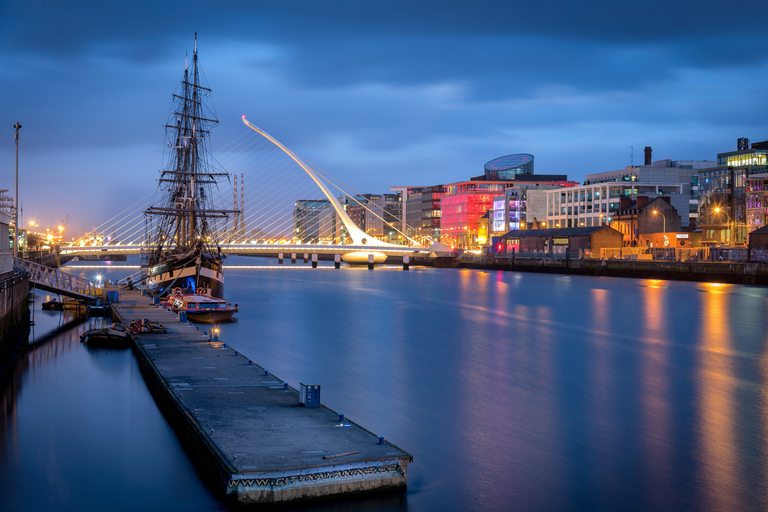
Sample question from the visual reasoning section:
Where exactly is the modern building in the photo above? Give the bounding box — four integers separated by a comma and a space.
546, 181, 686, 230
346, 194, 376, 234
390, 186, 423, 237
699, 139, 768, 245
490, 185, 566, 237
293, 199, 332, 243
483, 154, 535, 180
402, 185, 444, 243
746, 171, 768, 233
585, 147, 714, 226
365, 193, 402, 244
441, 180, 512, 248
443, 153, 577, 249
405, 191, 424, 239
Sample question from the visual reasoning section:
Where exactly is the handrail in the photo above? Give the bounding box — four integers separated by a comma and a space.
14, 258, 97, 296
117, 267, 148, 287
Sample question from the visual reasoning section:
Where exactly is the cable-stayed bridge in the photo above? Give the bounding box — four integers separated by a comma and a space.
58, 116, 445, 265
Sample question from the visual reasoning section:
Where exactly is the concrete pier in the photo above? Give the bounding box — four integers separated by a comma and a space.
112, 290, 411, 506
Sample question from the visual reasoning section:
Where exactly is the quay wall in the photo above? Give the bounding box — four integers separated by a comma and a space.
0, 273, 30, 383
452, 256, 768, 286
130, 339, 238, 496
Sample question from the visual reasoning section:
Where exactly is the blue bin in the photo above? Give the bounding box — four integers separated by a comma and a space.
178, 310, 187, 323
107, 290, 119, 302
299, 383, 320, 408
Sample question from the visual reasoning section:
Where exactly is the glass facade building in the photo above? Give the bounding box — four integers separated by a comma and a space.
483, 154, 534, 181
699, 141, 768, 245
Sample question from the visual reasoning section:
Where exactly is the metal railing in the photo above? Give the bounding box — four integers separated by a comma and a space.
14, 258, 98, 297
117, 268, 147, 288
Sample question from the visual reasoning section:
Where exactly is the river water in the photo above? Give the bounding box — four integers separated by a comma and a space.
2, 256, 768, 511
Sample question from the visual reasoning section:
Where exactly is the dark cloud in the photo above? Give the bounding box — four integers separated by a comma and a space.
2, 0, 768, 230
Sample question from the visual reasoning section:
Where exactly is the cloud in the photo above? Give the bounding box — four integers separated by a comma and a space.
1, 0, 768, 232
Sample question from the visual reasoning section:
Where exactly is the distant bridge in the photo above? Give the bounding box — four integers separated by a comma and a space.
60, 116, 450, 266
58, 243, 433, 261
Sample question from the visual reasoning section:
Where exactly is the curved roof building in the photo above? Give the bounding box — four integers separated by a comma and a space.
484, 153, 534, 180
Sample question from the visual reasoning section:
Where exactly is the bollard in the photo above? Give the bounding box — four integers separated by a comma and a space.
334, 253, 341, 269
264, 370, 269, 376
291, 253, 296, 264
278, 252, 283, 265
368, 254, 374, 270
338, 413, 345, 422
248, 360, 255, 365
312, 253, 318, 268
403, 254, 410, 270
377, 435, 385, 445
303, 253, 309, 263
284, 382, 289, 390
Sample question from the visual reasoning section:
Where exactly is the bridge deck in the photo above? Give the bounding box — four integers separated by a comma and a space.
113, 289, 411, 505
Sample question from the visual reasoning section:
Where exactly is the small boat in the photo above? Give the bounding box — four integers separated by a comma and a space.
87, 304, 111, 316
80, 322, 131, 348
165, 287, 238, 324
42, 299, 64, 311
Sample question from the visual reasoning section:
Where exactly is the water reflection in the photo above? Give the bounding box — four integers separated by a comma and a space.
5, 260, 768, 511
0, 302, 222, 512
638, 281, 673, 509
697, 283, 743, 511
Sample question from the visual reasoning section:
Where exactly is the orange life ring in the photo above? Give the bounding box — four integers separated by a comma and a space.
173, 287, 182, 296
196, 287, 206, 296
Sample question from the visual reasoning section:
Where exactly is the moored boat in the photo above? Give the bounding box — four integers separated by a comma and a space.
80, 322, 131, 348
42, 299, 64, 311
143, 35, 237, 300
165, 287, 238, 324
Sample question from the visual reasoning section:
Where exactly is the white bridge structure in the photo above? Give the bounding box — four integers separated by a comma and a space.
60, 115, 447, 265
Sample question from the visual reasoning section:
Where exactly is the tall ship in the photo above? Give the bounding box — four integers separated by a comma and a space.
144, 36, 237, 299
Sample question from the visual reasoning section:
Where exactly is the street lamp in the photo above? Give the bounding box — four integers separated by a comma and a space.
652, 210, 666, 234
13, 122, 21, 261
714, 207, 730, 245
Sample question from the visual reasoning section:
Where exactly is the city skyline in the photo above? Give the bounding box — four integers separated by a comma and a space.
2, 0, 767, 233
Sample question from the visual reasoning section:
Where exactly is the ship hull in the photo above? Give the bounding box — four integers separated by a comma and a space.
146, 257, 224, 299
184, 309, 237, 324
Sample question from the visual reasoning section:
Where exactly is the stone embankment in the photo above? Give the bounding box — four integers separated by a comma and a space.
451, 256, 768, 286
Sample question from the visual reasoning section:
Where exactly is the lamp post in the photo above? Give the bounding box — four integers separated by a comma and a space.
653, 210, 666, 247
714, 207, 730, 245
13, 122, 21, 261
652, 210, 666, 234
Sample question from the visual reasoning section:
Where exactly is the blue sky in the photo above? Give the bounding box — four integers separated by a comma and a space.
2, 0, 767, 238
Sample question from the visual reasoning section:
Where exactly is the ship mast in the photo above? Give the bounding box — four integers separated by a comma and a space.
145, 35, 237, 262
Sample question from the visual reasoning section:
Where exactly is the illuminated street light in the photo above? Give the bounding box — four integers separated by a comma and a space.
653, 210, 666, 235
714, 207, 731, 244
13, 122, 21, 261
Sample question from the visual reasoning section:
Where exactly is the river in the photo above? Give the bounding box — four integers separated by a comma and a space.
2, 256, 768, 511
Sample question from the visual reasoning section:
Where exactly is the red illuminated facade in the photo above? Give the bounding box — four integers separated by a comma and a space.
441, 181, 510, 248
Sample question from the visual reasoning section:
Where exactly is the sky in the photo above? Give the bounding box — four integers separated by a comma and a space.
2, 0, 768, 239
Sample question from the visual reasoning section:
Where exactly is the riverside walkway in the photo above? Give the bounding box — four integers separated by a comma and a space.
112, 289, 411, 506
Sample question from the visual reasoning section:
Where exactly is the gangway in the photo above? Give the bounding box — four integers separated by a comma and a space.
15, 258, 102, 302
